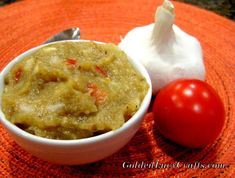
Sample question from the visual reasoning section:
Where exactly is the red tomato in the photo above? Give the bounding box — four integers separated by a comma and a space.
153, 79, 225, 148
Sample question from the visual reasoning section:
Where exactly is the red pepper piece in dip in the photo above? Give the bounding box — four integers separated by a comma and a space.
87, 83, 107, 104
67, 58, 77, 65
15, 68, 23, 82
95, 65, 108, 77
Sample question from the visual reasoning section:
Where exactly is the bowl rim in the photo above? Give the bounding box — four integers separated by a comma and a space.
0, 40, 152, 146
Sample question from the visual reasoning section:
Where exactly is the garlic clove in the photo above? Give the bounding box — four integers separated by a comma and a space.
119, 0, 205, 95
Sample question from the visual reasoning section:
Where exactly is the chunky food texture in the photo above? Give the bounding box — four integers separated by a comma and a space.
2, 42, 149, 140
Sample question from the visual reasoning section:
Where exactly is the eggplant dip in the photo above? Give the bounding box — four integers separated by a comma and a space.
2, 42, 148, 140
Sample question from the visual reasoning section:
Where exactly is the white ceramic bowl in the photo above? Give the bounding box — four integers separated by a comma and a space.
0, 40, 152, 165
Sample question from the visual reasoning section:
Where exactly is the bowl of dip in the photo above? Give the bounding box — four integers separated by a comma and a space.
0, 40, 152, 165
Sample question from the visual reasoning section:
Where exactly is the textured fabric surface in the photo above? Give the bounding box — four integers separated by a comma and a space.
0, 0, 234, 177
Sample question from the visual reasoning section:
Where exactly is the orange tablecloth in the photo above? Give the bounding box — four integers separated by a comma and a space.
0, 0, 234, 177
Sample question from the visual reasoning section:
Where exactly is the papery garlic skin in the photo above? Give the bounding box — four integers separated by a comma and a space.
119, 0, 205, 95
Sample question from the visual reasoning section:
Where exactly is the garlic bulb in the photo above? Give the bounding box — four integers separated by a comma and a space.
119, 0, 205, 95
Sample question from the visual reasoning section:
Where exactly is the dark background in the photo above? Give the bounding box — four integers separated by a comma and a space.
0, 0, 234, 20
177, 0, 235, 20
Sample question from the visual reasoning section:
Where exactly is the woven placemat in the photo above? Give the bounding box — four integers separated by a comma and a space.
0, 0, 234, 177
